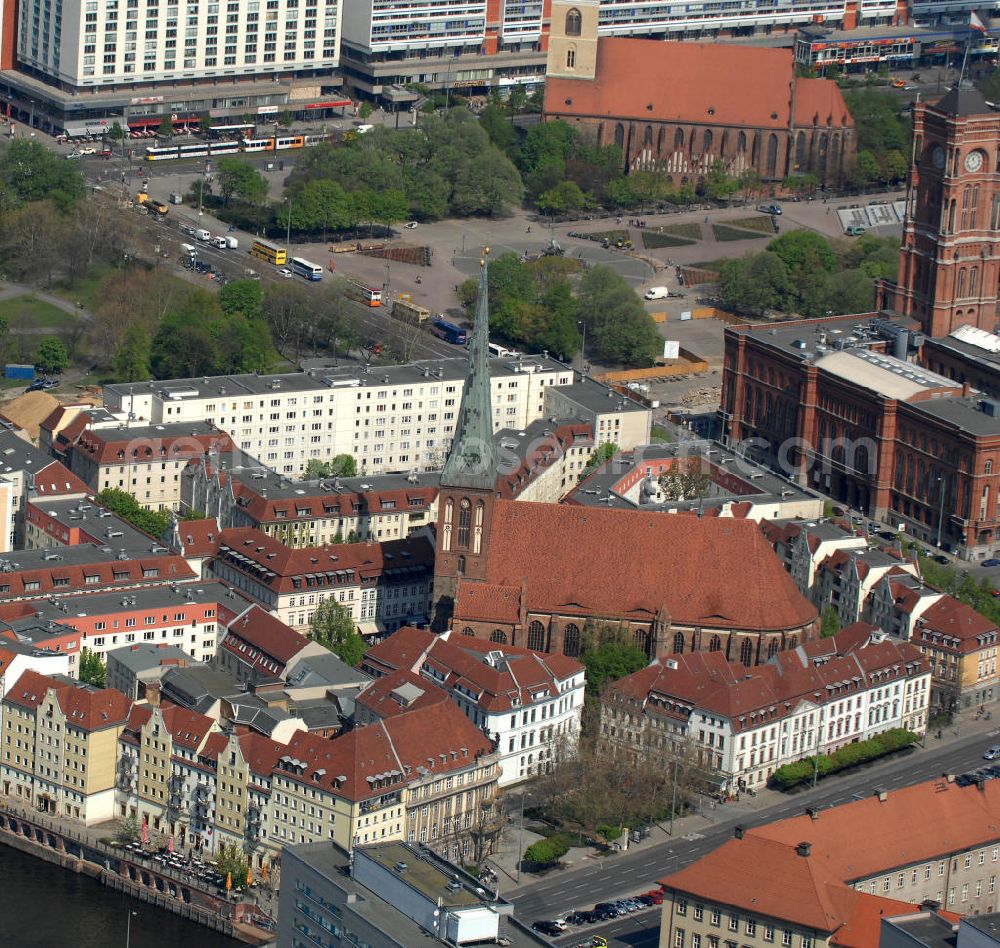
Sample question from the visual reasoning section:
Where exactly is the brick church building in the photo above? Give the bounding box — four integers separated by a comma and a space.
432, 254, 818, 665
541, 0, 855, 189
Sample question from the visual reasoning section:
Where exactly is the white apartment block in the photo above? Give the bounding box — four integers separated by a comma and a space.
17, 0, 343, 89
104, 357, 573, 480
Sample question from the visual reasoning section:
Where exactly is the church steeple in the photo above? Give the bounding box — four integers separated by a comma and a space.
441, 249, 497, 490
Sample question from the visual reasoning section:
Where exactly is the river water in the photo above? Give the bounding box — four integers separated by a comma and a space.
0, 844, 241, 948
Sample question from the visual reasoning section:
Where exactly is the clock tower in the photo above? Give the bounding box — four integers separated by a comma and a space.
895, 85, 1000, 338
431, 250, 499, 628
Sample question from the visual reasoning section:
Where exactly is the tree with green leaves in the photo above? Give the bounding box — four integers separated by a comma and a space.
217, 157, 268, 206
35, 337, 69, 374
575, 266, 660, 366
107, 121, 125, 142
358, 102, 374, 120
820, 606, 841, 639
581, 639, 648, 698
536, 179, 588, 214
304, 454, 357, 480
79, 647, 107, 687
115, 813, 141, 845
157, 113, 174, 137
96, 488, 172, 537
581, 441, 619, 479
219, 279, 264, 318
113, 324, 152, 382
215, 842, 250, 886
0, 140, 87, 211
310, 599, 366, 666
718, 252, 792, 317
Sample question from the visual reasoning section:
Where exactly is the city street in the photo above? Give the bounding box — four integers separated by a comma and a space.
506, 720, 1000, 946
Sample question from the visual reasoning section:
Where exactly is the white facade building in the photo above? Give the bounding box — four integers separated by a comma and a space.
17, 0, 343, 88
361, 626, 587, 786
104, 357, 574, 480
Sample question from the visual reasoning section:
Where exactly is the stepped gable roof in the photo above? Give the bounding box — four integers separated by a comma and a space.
544, 39, 852, 130
4, 669, 67, 710
354, 668, 451, 720
750, 778, 1000, 882
458, 500, 815, 632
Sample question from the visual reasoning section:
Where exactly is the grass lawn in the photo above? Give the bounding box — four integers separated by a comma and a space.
577, 229, 631, 244
641, 232, 695, 250
712, 224, 769, 242
659, 221, 703, 240
723, 215, 776, 234
0, 295, 75, 329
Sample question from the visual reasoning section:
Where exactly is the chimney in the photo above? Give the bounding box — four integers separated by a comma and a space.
796, 841, 812, 858
921, 899, 941, 912
734, 825, 745, 840
963, 382, 972, 398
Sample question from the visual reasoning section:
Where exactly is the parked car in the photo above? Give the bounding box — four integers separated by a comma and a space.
983, 558, 1000, 568
65, 152, 83, 160
984, 745, 1000, 760
404, 221, 419, 229
758, 203, 782, 215
532, 920, 565, 936
278, 267, 293, 278
846, 225, 867, 236
933, 554, 949, 564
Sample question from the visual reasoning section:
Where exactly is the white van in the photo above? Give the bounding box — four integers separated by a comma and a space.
644, 286, 670, 300
211, 236, 228, 249
195, 228, 211, 242
356, 124, 374, 134
487, 343, 511, 358
225, 235, 239, 249
180, 243, 198, 256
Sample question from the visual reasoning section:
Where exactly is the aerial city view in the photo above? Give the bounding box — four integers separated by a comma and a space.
6, 0, 1000, 945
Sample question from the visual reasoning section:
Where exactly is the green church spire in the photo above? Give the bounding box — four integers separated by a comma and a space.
440, 249, 497, 490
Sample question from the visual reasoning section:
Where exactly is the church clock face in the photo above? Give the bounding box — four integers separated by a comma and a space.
965, 150, 984, 173
932, 146, 946, 170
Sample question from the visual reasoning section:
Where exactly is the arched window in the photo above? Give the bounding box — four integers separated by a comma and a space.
767, 639, 779, 660
563, 623, 581, 658
644, 125, 653, 146
457, 554, 466, 575
708, 635, 721, 652
565, 7, 582, 35
490, 629, 508, 644
473, 501, 484, 554
635, 628, 650, 657
958, 267, 967, 298
442, 498, 453, 552
766, 133, 779, 177
457, 498, 471, 548
463, 627, 475, 637
970, 266, 979, 296
674, 127, 684, 148
795, 131, 807, 169
672, 632, 685, 654
737, 130, 747, 153
566, 47, 576, 69
702, 129, 713, 152
527, 621, 546, 652
614, 123, 624, 149
740, 638, 754, 667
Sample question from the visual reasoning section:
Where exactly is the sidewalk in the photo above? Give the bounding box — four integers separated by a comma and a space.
491, 711, 1000, 891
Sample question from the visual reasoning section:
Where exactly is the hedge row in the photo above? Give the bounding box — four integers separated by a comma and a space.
769, 728, 919, 791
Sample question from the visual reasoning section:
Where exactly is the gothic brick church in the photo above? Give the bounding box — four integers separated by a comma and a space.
431, 254, 818, 666
541, 0, 855, 189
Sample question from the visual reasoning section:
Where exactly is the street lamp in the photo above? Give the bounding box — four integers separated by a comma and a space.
125, 910, 138, 948
285, 196, 292, 250
577, 320, 587, 373
936, 475, 946, 549
198, 174, 204, 217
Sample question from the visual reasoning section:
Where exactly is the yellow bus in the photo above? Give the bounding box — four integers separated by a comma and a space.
249, 239, 288, 266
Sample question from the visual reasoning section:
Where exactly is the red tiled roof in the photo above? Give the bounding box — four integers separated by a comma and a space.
221, 605, 312, 669
364, 626, 583, 713
543, 39, 851, 130
0, 555, 195, 599
355, 668, 451, 720
238, 730, 286, 778
916, 595, 997, 653
177, 518, 222, 558
496, 422, 593, 500
57, 682, 132, 731
72, 429, 235, 466
160, 703, 216, 750
278, 700, 494, 800
607, 632, 926, 732
455, 500, 816, 633
215, 528, 434, 595
32, 461, 90, 496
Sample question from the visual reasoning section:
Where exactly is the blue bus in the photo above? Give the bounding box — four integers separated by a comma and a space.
431, 318, 467, 345
290, 257, 323, 281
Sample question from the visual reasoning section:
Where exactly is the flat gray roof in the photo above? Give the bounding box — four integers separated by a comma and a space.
913, 396, 1000, 437
30, 497, 159, 551
107, 355, 567, 403
548, 376, 648, 414
883, 912, 958, 948
0, 429, 58, 475
816, 349, 956, 400
0, 543, 176, 571
106, 642, 193, 673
